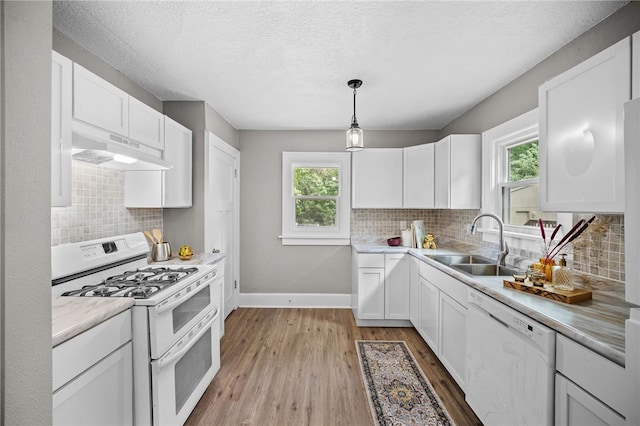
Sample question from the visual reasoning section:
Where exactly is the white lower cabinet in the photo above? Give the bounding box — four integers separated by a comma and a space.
357, 266, 386, 320
352, 251, 410, 323
438, 291, 467, 388
415, 261, 468, 390
555, 334, 630, 425
53, 310, 133, 426
385, 253, 410, 320
418, 276, 439, 352
53, 343, 132, 425
555, 374, 624, 426
409, 257, 420, 327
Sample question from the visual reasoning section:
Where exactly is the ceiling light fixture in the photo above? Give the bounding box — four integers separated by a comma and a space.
346, 79, 364, 152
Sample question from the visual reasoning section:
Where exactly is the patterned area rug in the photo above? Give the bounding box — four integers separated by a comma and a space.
356, 340, 454, 426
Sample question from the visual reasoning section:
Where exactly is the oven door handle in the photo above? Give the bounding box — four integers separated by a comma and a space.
157, 306, 219, 369
155, 280, 212, 314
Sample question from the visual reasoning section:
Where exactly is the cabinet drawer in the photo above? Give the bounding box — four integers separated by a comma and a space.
357, 253, 385, 268
556, 334, 629, 416
419, 262, 468, 307
53, 310, 132, 391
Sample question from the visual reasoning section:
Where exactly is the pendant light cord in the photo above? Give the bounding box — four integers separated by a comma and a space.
352, 88, 358, 126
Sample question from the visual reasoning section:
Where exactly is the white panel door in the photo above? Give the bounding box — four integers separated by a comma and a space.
409, 257, 420, 327
53, 342, 132, 426
419, 277, 439, 353
403, 143, 435, 208
539, 37, 630, 212
205, 132, 239, 318
73, 63, 129, 136
384, 254, 410, 320
357, 268, 385, 320
51, 51, 72, 207
352, 148, 403, 208
438, 291, 467, 390
555, 374, 625, 426
128, 97, 164, 150
163, 117, 192, 207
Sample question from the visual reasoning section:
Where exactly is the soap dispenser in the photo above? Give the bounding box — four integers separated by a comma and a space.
552, 254, 574, 291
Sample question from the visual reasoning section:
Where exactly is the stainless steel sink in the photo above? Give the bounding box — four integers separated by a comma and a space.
451, 264, 517, 277
430, 254, 494, 265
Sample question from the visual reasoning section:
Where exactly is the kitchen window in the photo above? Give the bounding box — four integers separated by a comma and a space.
481, 109, 569, 251
281, 152, 351, 245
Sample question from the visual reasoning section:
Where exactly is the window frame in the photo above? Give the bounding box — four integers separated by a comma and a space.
281, 152, 351, 245
481, 109, 571, 252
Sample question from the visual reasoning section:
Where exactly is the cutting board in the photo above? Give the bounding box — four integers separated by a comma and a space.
503, 280, 592, 304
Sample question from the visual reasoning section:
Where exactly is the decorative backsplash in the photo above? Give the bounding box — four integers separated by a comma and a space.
351, 209, 625, 282
51, 161, 162, 246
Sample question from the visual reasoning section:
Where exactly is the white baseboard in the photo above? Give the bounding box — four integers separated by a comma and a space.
239, 292, 351, 308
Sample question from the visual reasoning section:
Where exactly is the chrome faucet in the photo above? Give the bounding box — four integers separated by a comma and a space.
470, 213, 509, 266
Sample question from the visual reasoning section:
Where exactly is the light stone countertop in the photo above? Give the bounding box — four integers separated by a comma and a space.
52, 296, 134, 347
352, 242, 638, 367
148, 252, 226, 266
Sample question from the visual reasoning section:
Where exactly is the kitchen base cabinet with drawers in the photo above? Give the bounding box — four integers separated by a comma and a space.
52, 310, 133, 426
351, 251, 411, 327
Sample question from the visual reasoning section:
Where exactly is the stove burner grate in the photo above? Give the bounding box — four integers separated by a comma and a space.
61, 266, 200, 299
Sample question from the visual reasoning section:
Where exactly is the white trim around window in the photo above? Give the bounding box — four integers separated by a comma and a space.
481, 109, 571, 253
281, 152, 351, 245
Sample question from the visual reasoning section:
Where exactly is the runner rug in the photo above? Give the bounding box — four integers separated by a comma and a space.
355, 340, 454, 426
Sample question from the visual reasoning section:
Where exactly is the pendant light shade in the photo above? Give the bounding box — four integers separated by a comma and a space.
346, 79, 364, 151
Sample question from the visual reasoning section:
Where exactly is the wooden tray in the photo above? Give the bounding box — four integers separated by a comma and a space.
503, 280, 592, 304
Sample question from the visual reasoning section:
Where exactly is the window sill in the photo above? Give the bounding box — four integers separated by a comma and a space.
477, 227, 543, 254
280, 236, 351, 246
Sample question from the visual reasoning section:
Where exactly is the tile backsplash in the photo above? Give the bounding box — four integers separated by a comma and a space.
51, 161, 162, 246
351, 209, 625, 282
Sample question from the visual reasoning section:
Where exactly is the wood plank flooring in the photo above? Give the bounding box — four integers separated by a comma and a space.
186, 308, 482, 426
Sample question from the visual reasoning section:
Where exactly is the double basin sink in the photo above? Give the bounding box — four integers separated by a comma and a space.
429, 254, 517, 277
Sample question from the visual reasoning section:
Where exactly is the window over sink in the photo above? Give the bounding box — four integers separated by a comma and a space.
281, 152, 351, 245
481, 109, 570, 252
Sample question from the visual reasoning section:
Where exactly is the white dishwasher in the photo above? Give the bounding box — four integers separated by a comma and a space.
466, 289, 556, 426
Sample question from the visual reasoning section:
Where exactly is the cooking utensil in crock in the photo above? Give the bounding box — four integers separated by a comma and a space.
152, 228, 163, 244
144, 230, 157, 244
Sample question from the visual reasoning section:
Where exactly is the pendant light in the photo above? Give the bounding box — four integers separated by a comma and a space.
346, 79, 364, 151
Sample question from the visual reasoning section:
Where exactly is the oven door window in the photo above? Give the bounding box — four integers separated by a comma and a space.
175, 329, 212, 413
172, 286, 210, 334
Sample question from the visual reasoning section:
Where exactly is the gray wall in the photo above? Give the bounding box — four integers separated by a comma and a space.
440, 1, 640, 136
1, 1, 53, 424
238, 130, 438, 294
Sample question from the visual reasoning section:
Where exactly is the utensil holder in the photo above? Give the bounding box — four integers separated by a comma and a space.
151, 242, 171, 262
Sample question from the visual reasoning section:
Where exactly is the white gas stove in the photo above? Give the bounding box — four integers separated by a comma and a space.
52, 233, 222, 425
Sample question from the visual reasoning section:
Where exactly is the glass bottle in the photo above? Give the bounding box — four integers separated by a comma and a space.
553, 254, 574, 291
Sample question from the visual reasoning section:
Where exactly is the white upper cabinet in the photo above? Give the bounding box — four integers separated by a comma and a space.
163, 117, 192, 207
124, 117, 192, 208
434, 135, 482, 209
539, 37, 630, 213
128, 97, 164, 150
51, 51, 73, 207
73, 63, 129, 136
633, 30, 640, 99
352, 148, 403, 208
403, 143, 435, 208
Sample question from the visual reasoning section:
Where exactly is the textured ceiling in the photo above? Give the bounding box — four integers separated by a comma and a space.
53, 1, 626, 131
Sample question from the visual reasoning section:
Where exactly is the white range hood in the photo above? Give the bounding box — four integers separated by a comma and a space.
72, 120, 170, 171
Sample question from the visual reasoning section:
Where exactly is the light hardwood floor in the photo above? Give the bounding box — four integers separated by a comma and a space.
186, 308, 482, 425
